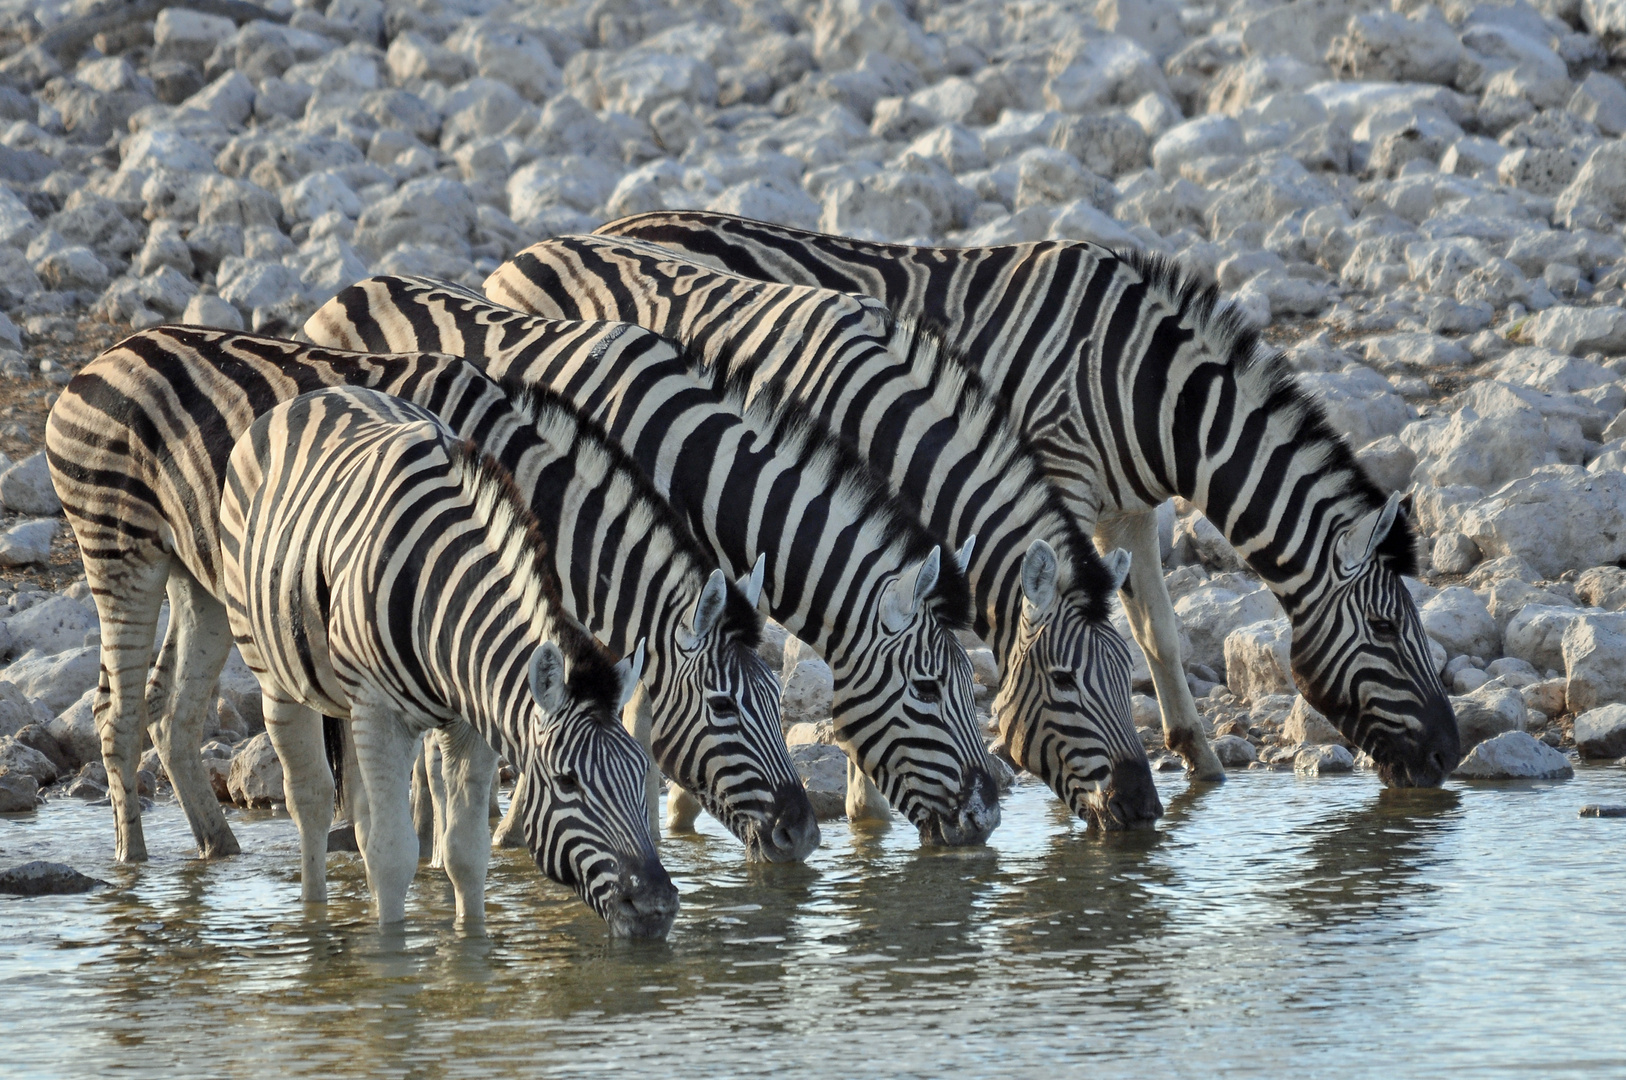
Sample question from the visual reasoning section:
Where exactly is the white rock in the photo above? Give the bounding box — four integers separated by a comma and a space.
45, 688, 97, 771
1555, 141, 1626, 225
594, 52, 717, 120
1046, 35, 1169, 115
820, 177, 933, 241
1572, 702, 1626, 758
0, 520, 58, 568
0, 737, 58, 786
789, 742, 847, 819
1451, 685, 1530, 748
197, 176, 281, 230
182, 293, 245, 331
1299, 366, 1413, 448
0, 683, 50, 740
1283, 695, 1345, 745
35, 246, 108, 292
1561, 612, 1626, 713
1, 646, 98, 715
1211, 734, 1258, 767
1294, 743, 1354, 774
1224, 618, 1293, 703
227, 731, 284, 807
1502, 604, 1587, 675
1174, 579, 1279, 673
0, 453, 61, 516
1453, 730, 1573, 779
153, 8, 235, 67
450, 22, 560, 103
1567, 71, 1626, 136
780, 654, 835, 726
1521, 305, 1626, 357
811, 0, 943, 74
1096, 0, 1186, 61
1459, 466, 1626, 579
1325, 8, 1463, 85
179, 70, 256, 128
280, 172, 361, 224
2, 596, 95, 657
1420, 586, 1499, 660
386, 31, 468, 86
1152, 115, 1244, 177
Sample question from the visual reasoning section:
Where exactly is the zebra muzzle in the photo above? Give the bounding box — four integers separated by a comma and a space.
919, 766, 1002, 846
747, 781, 820, 863
1101, 757, 1163, 830
604, 854, 680, 939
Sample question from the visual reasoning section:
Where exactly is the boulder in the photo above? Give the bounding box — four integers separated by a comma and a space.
1294, 743, 1354, 774
1299, 367, 1413, 449
1577, 566, 1626, 610
1420, 587, 1499, 660
1572, 703, 1626, 758
0, 682, 50, 739
789, 742, 847, 819
1521, 306, 1626, 357
1561, 612, 1626, 712
1503, 604, 1589, 674
779, 637, 835, 726
1174, 579, 1279, 673
1450, 685, 1530, 748
1325, 9, 1463, 85
1223, 618, 1293, 703
1211, 734, 1258, 767
0, 647, 98, 716
0, 772, 37, 813
46, 689, 98, 771
0, 736, 59, 785
1283, 695, 1345, 745
1453, 731, 1573, 779
1459, 466, 1626, 580
0, 861, 105, 894
227, 732, 284, 807
3, 595, 96, 657
1152, 115, 1244, 177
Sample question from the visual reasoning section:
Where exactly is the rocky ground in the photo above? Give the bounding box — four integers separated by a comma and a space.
6, 0, 1626, 821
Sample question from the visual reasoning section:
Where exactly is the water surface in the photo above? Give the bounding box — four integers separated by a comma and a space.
3, 768, 1623, 1079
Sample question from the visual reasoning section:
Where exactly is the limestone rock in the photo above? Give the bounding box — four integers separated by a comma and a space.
1211, 733, 1258, 767
779, 642, 834, 727
1454, 730, 1573, 779
0, 772, 38, 813
1294, 743, 1355, 774
0, 647, 98, 716
789, 742, 847, 819
1459, 466, 1626, 580
1283, 695, 1345, 745
1223, 618, 1294, 703
0, 736, 59, 785
1504, 604, 1588, 675
1572, 703, 1626, 758
3, 595, 96, 657
46, 689, 98, 771
1420, 586, 1499, 661
1451, 685, 1531, 749
227, 732, 284, 807
1561, 612, 1626, 712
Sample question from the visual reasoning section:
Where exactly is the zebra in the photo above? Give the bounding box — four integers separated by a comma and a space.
594, 213, 1462, 787
325, 273, 1161, 829
44, 326, 812, 871
306, 278, 1002, 845
218, 384, 673, 933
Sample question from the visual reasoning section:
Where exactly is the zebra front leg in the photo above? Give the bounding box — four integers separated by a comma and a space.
491, 772, 527, 848
350, 706, 422, 925
845, 758, 891, 825
622, 681, 660, 840
433, 724, 498, 926
88, 555, 172, 863
1095, 508, 1225, 782
262, 695, 334, 903
147, 569, 241, 858
410, 735, 435, 858
423, 733, 448, 869
666, 786, 703, 833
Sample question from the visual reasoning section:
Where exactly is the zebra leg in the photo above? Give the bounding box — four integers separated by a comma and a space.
666, 786, 703, 833
410, 736, 435, 859
88, 554, 171, 863
262, 694, 333, 903
845, 757, 892, 825
622, 681, 661, 840
350, 706, 421, 925
433, 724, 499, 926
147, 569, 240, 858
491, 772, 527, 848
1095, 508, 1225, 782
424, 733, 448, 870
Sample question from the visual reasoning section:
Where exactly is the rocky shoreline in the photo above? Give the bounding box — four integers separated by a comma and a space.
6, 0, 1626, 821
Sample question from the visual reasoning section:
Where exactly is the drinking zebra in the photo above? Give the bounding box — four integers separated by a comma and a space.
307, 279, 1002, 844
595, 213, 1461, 786
45, 327, 810, 872
438, 247, 1161, 829
218, 384, 672, 933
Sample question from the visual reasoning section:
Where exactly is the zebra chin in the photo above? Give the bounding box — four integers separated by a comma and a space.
915, 766, 1002, 846
597, 854, 680, 940
1368, 712, 1461, 789
736, 782, 821, 862
1077, 758, 1164, 830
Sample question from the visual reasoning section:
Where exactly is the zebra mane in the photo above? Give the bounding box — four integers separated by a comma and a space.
1114, 247, 1419, 577
706, 353, 975, 631
880, 311, 1117, 623
506, 379, 764, 650
441, 438, 626, 712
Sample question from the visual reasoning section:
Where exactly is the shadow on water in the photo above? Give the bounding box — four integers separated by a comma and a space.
1276, 786, 1463, 934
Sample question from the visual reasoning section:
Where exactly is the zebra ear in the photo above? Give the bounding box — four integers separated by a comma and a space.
690, 569, 729, 642
1336, 492, 1402, 576
1102, 547, 1133, 591
881, 547, 941, 633
613, 638, 646, 711
528, 642, 567, 716
954, 534, 976, 574
735, 552, 766, 607
1020, 540, 1058, 614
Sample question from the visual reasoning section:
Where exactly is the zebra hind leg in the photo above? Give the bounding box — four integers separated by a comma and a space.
1095, 508, 1225, 782
262, 694, 334, 903
666, 786, 703, 833
350, 705, 422, 925
86, 553, 172, 863
147, 569, 241, 858
844, 757, 892, 825
491, 772, 528, 849
433, 724, 499, 926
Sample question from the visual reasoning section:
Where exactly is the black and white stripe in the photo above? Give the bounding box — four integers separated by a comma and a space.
44, 326, 810, 873
597, 213, 1461, 787
219, 385, 673, 933
412, 245, 1159, 829
307, 278, 1001, 844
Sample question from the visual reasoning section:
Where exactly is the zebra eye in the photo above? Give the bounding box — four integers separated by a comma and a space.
1367, 615, 1399, 640
554, 772, 581, 795
911, 679, 942, 704
1051, 670, 1078, 692
707, 694, 739, 719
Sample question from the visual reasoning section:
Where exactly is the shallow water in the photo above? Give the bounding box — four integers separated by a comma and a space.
3, 766, 1623, 1080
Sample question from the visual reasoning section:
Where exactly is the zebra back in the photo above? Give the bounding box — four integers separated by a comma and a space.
597, 212, 1460, 787
308, 276, 1002, 845
220, 385, 674, 936
48, 327, 811, 861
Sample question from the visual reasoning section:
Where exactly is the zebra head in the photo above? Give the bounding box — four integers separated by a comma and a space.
995, 542, 1161, 829
834, 546, 1002, 845
1291, 493, 1460, 787
658, 559, 819, 862
519, 641, 679, 939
